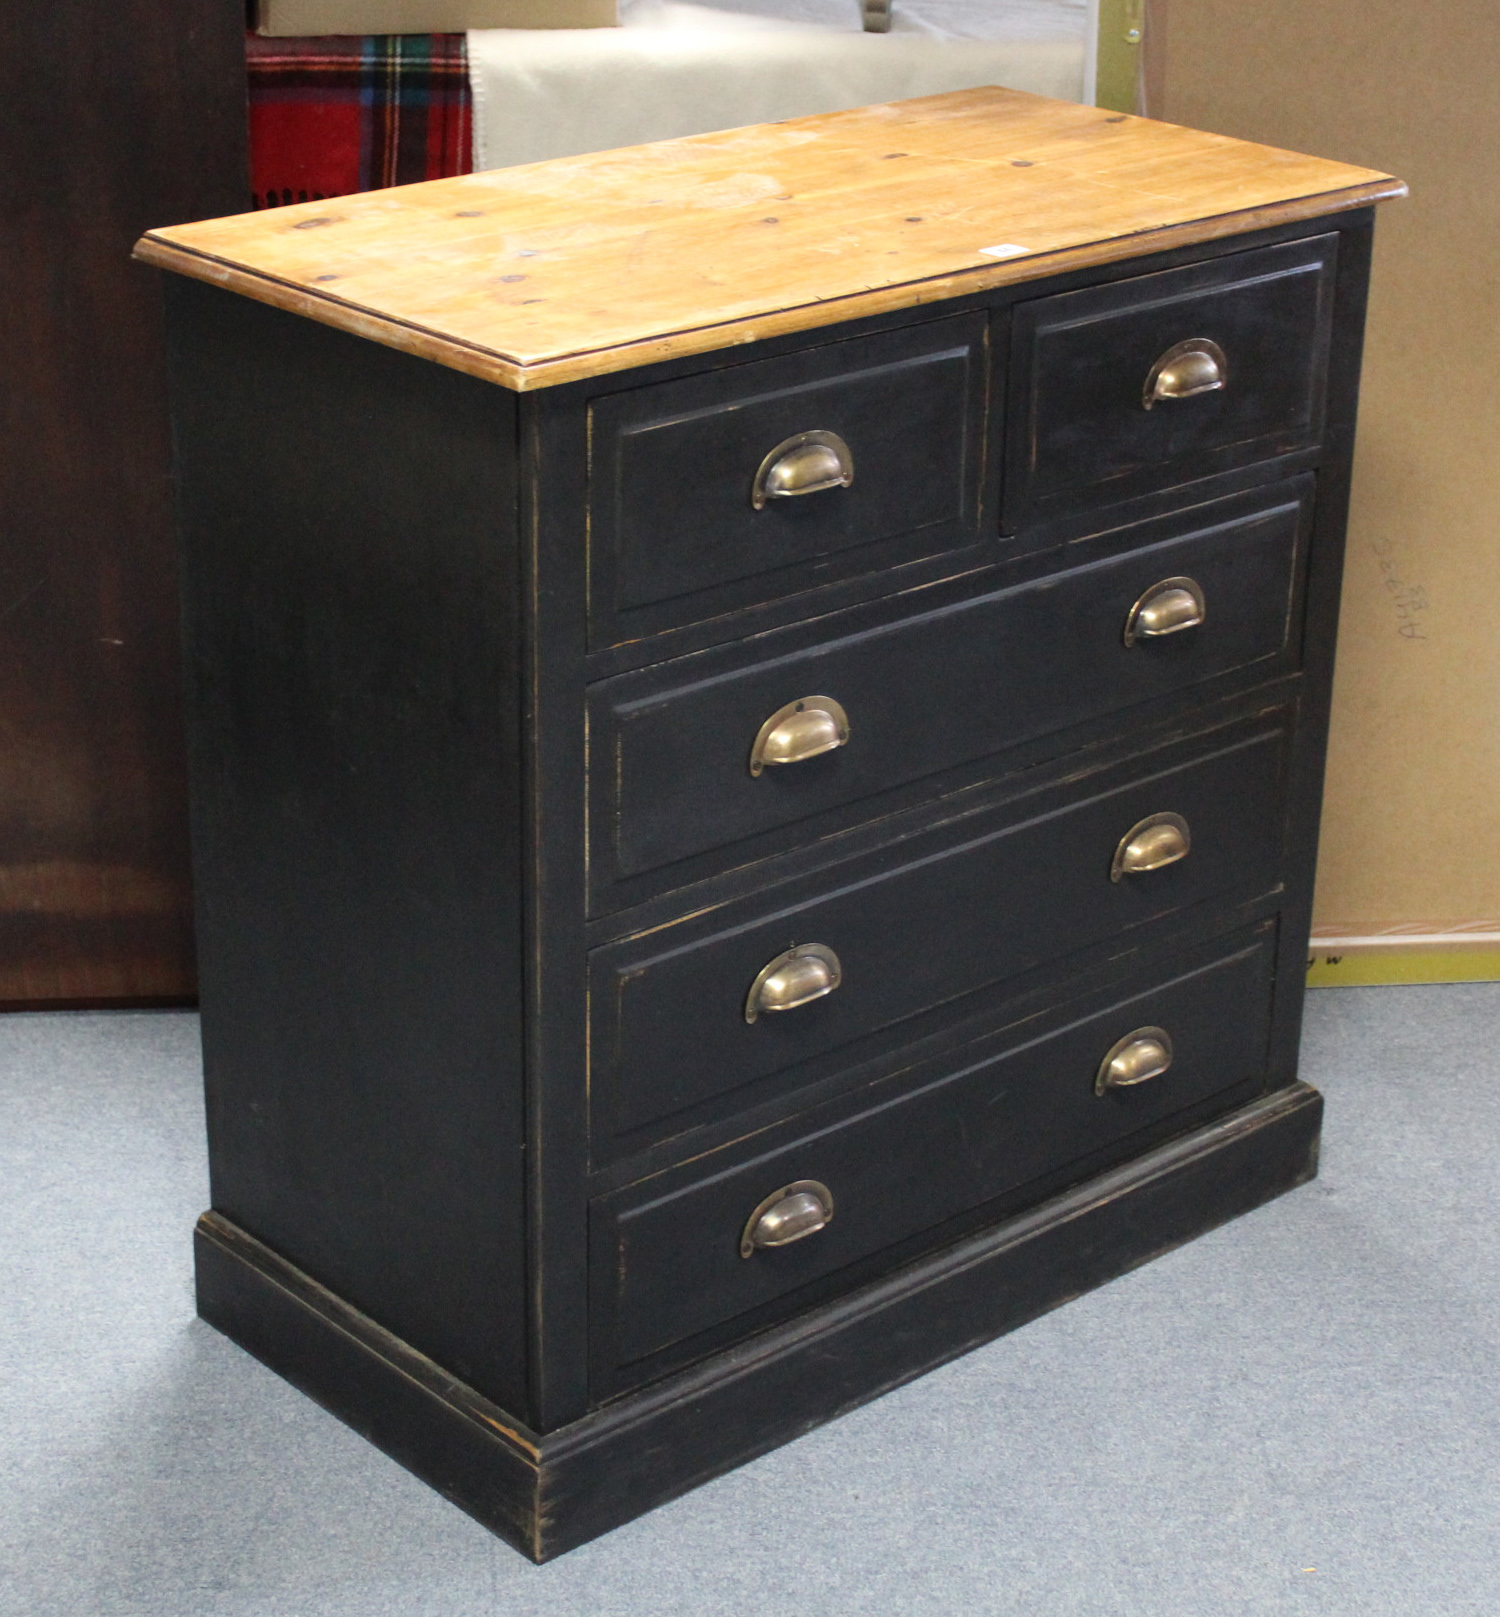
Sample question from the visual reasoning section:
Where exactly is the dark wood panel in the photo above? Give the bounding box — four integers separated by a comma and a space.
0, 0, 248, 1003
520, 389, 597, 1430
168, 282, 530, 1414
1261, 212, 1377, 1091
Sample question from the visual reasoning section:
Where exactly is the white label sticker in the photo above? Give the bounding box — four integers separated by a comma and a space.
978, 243, 1030, 259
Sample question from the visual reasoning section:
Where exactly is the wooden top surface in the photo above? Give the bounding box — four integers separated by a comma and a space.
137, 88, 1403, 391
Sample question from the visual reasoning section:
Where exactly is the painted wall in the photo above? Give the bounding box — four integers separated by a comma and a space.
1160, 0, 1500, 948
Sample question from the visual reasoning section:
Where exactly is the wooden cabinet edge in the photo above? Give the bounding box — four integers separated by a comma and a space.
134, 183, 1402, 394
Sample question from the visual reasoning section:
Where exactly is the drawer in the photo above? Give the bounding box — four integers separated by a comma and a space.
1003, 236, 1337, 526
590, 481, 1310, 901
592, 926, 1277, 1383
587, 314, 987, 646
591, 720, 1288, 1149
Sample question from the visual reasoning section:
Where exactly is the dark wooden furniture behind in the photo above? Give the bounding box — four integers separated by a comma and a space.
0, 1, 247, 1004
141, 90, 1403, 1558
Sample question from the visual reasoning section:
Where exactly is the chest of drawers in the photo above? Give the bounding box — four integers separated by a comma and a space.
140, 88, 1403, 1560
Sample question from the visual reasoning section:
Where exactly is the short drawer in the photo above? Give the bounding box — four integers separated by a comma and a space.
1003, 236, 1336, 526
587, 314, 986, 646
590, 482, 1309, 899
591, 927, 1276, 1382
591, 720, 1288, 1148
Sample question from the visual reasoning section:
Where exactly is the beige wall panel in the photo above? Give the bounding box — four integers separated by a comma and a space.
254, 0, 617, 34
1162, 0, 1500, 931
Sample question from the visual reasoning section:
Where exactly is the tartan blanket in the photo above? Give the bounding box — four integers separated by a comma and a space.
246, 31, 473, 209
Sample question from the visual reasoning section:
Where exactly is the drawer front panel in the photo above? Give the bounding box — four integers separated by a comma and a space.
588, 315, 985, 644
592, 483, 1309, 893
1004, 236, 1336, 524
595, 929, 1276, 1374
592, 722, 1288, 1144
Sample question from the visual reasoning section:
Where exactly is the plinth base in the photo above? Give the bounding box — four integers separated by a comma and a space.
194, 1081, 1321, 1561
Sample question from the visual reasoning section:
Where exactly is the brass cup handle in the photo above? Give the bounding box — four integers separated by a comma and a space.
1143, 338, 1227, 409
749, 696, 850, 776
1110, 812, 1191, 881
740, 1179, 835, 1258
751, 430, 854, 510
1095, 1027, 1174, 1095
1124, 577, 1206, 647
745, 943, 842, 1023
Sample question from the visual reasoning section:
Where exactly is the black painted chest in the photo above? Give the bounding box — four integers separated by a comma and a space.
144, 89, 1402, 1559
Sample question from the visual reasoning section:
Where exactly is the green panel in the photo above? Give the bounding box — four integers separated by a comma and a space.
1095, 0, 1143, 113
1306, 948, 1500, 988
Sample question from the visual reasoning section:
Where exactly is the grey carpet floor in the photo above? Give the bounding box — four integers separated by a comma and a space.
3, 986, 1498, 1615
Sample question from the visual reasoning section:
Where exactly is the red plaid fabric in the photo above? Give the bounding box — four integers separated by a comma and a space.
246, 31, 473, 209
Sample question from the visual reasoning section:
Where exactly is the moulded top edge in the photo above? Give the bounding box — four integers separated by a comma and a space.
135, 87, 1405, 391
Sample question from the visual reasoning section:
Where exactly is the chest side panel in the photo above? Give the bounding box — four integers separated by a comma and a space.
168, 280, 530, 1415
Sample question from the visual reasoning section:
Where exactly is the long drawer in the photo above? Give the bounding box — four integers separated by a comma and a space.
590, 719, 1289, 1150
590, 482, 1309, 902
591, 925, 1277, 1386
